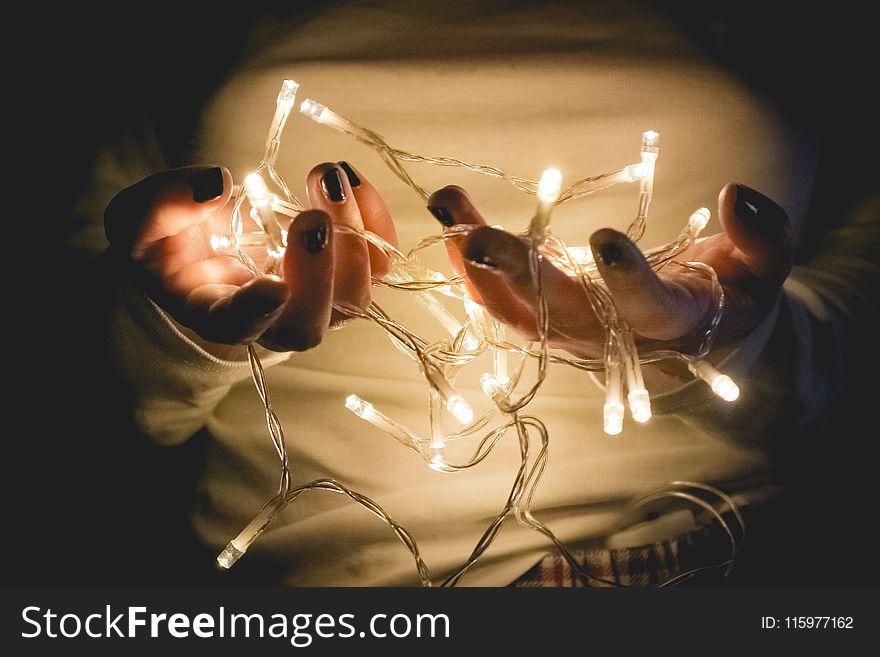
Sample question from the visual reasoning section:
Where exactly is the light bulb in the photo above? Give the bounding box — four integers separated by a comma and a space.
344, 394, 424, 448
537, 167, 562, 205
621, 336, 652, 423
210, 234, 231, 250
627, 388, 652, 423
604, 358, 625, 436
244, 173, 285, 255
712, 375, 740, 402
641, 130, 660, 154
529, 167, 563, 241
276, 79, 299, 110
300, 98, 328, 123
462, 333, 479, 351
603, 401, 625, 436
447, 395, 474, 425
687, 207, 711, 234
688, 360, 740, 402
345, 394, 372, 417
566, 246, 594, 268
480, 372, 512, 412
299, 98, 357, 135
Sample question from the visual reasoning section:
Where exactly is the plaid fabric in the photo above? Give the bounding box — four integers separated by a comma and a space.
509, 524, 733, 587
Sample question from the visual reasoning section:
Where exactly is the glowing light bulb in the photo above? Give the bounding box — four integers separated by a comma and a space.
687, 207, 711, 234
603, 401, 625, 436
447, 395, 474, 425
300, 98, 328, 123
345, 394, 423, 449
462, 333, 479, 352
688, 361, 740, 402
627, 389, 652, 423
480, 372, 512, 412
211, 234, 231, 251
529, 167, 563, 241
636, 130, 659, 222
537, 168, 562, 205
216, 502, 280, 569
345, 394, 372, 417
566, 246, 594, 268
276, 79, 299, 110
244, 173, 285, 256
260, 80, 299, 168
299, 98, 358, 136
604, 358, 625, 436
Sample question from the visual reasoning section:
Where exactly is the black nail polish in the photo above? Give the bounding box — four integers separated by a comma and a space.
321, 168, 346, 203
338, 161, 361, 188
428, 205, 455, 227
191, 167, 223, 203
596, 241, 623, 266
301, 223, 329, 254
464, 252, 498, 268
734, 184, 787, 227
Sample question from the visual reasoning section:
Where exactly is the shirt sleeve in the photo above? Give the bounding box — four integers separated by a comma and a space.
652, 194, 880, 456
108, 280, 292, 446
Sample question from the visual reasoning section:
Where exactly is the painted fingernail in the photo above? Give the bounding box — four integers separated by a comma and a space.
596, 241, 624, 266
734, 184, 787, 227
321, 167, 346, 203
428, 205, 455, 227
464, 252, 499, 268
301, 223, 329, 253
191, 167, 223, 203
338, 161, 361, 188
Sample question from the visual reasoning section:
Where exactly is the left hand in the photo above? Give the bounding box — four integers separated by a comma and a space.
428, 182, 791, 358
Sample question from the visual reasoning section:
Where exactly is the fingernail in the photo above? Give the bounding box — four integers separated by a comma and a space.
338, 161, 361, 188
321, 167, 346, 203
734, 184, 787, 227
428, 205, 455, 227
464, 252, 499, 269
301, 223, 329, 253
596, 241, 624, 266
191, 167, 224, 203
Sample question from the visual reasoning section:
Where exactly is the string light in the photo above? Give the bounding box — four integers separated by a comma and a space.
688, 359, 741, 401
210, 80, 744, 587
529, 167, 562, 241
244, 172, 286, 258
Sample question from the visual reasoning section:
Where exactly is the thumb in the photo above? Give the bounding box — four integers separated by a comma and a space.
104, 165, 233, 258
717, 183, 792, 284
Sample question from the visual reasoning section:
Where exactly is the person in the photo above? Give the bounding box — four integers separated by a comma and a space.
37, 0, 879, 586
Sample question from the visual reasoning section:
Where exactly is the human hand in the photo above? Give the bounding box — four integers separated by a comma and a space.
105, 162, 397, 351
428, 183, 791, 359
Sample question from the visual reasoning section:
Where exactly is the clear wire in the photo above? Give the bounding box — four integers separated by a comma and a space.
214, 85, 745, 587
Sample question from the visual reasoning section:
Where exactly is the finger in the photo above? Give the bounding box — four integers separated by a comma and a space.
260, 210, 335, 352
590, 228, 709, 341
718, 183, 792, 284
306, 163, 371, 319
427, 185, 490, 303
104, 166, 233, 258
337, 161, 398, 277
183, 276, 288, 344
462, 226, 600, 342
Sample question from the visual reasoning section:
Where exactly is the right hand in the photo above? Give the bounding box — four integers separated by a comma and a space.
104, 162, 398, 351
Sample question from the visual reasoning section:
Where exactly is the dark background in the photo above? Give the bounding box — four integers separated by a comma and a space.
10, 1, 878, 586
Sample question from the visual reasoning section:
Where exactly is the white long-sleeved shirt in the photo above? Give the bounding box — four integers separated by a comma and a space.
91, 0, 878, 585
